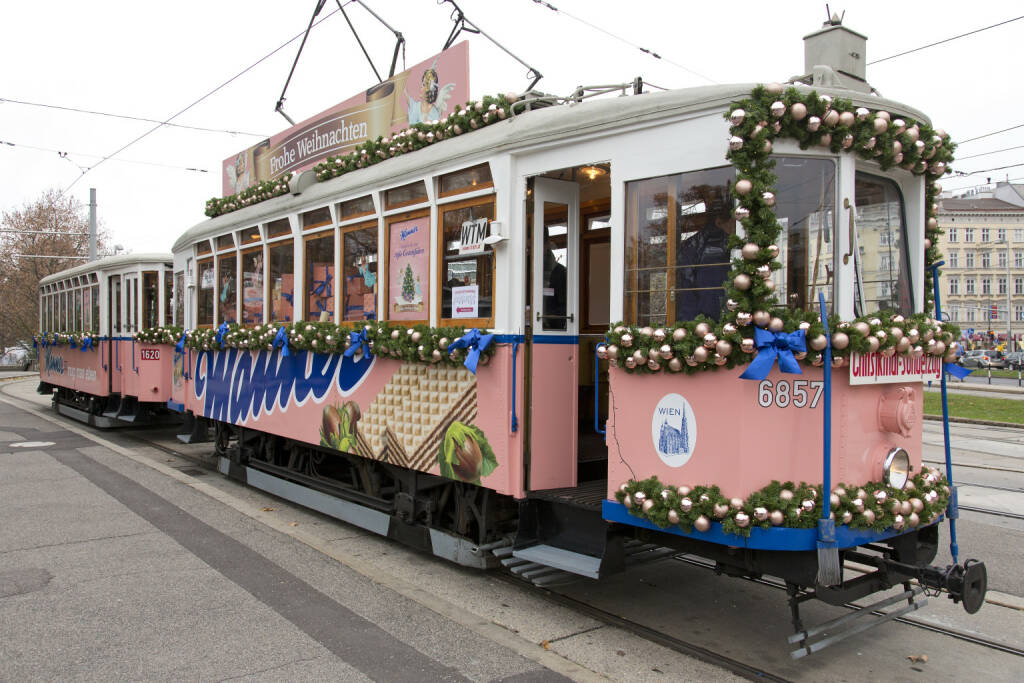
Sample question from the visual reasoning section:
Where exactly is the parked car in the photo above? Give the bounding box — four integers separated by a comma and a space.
959, 349, 1007, 369
1005, 351, 1024, 370
0, 346, 31, 371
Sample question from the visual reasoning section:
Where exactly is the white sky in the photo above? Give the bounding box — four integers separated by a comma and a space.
2, 1, 1021, 254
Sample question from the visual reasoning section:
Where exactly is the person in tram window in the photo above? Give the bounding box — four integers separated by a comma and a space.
675, 185, 733, 321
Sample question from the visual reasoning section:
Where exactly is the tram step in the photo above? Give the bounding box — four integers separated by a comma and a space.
788, 585, 927, 659
512, 544, 602, 579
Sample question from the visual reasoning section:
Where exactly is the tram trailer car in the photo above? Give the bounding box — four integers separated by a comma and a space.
36, 255, 179, 427
38, 19, 987, 652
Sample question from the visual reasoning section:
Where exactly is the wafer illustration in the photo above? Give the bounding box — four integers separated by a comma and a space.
355, 364, 478, 472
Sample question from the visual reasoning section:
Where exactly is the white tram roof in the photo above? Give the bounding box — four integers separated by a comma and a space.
174, 82, 930, 252
39, 253, 173, 287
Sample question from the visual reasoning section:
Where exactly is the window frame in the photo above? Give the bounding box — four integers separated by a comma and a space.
383, 208, 431, 325
302, 228, 336, 322
339, 219, 380, 324
437, 194, 497, 329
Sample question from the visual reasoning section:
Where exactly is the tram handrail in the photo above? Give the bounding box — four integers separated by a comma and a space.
594, 343, 606, 436
131, 338, 138, 374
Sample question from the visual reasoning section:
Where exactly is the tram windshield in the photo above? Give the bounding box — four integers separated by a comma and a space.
853, 172, 912, 316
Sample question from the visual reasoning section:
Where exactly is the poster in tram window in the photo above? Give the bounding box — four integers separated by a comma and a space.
308, 263, 335, 319
388, 217, 429, 320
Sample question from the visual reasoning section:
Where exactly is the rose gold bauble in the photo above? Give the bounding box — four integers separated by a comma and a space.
741, 243, 760, 260
716, 340, 733, 357
754, 507, 768, 521
659, 344, 673, 360
703, 333, 717, 349
690, 346, 707, 363
753, 310, 771, 327
680, 497, 693, 512
790, 102, 807, 120
735, 512, 751, 528
769, 317, 785, 332
620, 333, 633, 347
667, 509, 680, 525
740, 338, 756, 353
632, 350, 645, 365
647, 359, 661, 371
734, 179, 753, 195
831, 331, 850, 350
910, 498, 924, 513
642, 499, 655, 513
736, 312, 753, 326
734, 273, 752, 290
862, 509, 876, 524
667, 357, 683, 372
653, 328, 667, 343
770, 510, 785, 526
648, 348, 661, 362
694, 515, 711, 532
779, 489, 794, 502
713, 503, 730, 518
867, 337, 880, 353
672, 327, 687, 342
896, 337, 911, 353
809, 334, 828, 351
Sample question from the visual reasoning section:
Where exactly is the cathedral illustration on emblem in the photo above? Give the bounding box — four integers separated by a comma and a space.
658, 415, 689, 455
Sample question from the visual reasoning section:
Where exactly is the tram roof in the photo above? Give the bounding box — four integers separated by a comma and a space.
175, 81, 930, 252
39, 252, 173, 287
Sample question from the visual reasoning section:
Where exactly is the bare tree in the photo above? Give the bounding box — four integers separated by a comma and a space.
0, 190, 110, 348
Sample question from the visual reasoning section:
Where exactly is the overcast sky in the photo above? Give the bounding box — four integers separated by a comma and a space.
2, 0, 1021, 255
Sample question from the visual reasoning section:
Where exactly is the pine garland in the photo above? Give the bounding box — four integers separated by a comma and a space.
204, 93, 520, 218
33, 331, 99, 349
615, 467, 950, 537
144, 322, 496, 368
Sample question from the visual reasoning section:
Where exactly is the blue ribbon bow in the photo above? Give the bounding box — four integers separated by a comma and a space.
273, 327, 290, 357
739, 327, 807, 381
215, 322, 229, 345
343, 329, 372, 359
81, 336, 94, 352
944, 362, 972, 380
175, 331, 187, 353
450, 328, 494, 375
312, 272, 333, 297
69, 336, 77, 349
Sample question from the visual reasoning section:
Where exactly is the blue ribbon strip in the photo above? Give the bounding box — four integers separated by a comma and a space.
739, 327, 806, 380
343, 329, 372, 359
312, 272, 333, 297
273, 327, 290, 357
69, 336, 77, 349
175, 331, 187, 353
944, 362, 972, 380
215, 322, 229, 345
80, 336, 94, 352
450, 328, 494, 375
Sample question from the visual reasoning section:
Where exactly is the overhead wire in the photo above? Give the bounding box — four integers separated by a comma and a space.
62, 4, 348, 195
527, 0, 716, 84
0, 139, 208, 173
956, 123, 1024, 146
868, 15, 1024, 65
0, 97, 268, 138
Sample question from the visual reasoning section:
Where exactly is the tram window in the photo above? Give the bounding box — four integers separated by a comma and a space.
196, 240, 212, 256
624, 166, 735, 326
266, 218, 291, 239
439, 197, 495, 324
174, 271, 184, 326
238, 226, 261, 245
142, 271, 159, 329
386, 211, 430, 323
74, 289, 84, 332
438, 164, 493, 197
339, 195, 375, 221
164, 270, 173, 326
304, 233, 335, 321
131, 278, 139, 332
385, 181, 428, 210
197, 260, 214, 327
60, 290, 67, 331
217, 253, 238, 324
853, 173, 912, 316
772, 157, 836, 315
82, 287, 91, 332
268, 241, 295, 323
91, 284, 100, 333
302, 206, 332, 231
216, 234, 235, 251
240, 250, 263, 324
112, 277, 122, 333
341, 223, 378, 322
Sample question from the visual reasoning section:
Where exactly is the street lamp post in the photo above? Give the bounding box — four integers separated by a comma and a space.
995, 239, 1012, 352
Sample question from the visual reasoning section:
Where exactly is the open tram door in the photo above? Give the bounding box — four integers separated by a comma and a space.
525, 169, 612, 491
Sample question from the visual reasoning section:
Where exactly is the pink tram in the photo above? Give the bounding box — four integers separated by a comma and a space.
37, 254, 178, 426
39, 18, 987, 654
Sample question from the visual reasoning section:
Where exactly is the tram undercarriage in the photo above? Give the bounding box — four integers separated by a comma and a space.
40, 383, 180, 429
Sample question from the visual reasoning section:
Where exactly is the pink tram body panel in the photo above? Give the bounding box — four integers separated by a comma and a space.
39, 343, 109, 397
604, 365, 923, 503
184, 345, 527, 498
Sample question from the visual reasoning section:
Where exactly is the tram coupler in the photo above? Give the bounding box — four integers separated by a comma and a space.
850, 552, 987, 614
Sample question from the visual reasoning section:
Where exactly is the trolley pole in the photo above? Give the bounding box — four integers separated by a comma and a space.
89, 188, 97, 262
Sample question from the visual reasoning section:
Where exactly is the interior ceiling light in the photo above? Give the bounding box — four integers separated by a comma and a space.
580, 165, 607, 181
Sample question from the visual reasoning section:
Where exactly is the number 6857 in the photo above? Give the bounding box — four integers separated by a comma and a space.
757, 380, 824, 408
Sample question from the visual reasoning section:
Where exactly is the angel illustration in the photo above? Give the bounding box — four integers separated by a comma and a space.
406, 61, 456, 124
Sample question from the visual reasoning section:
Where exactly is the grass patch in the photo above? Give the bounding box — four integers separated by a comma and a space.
967, 368, 1023, 380
923, 392, 1024, 425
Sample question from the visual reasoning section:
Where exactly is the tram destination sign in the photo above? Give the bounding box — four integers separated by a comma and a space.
222, 42, 470, 196
848, 351, 941, 385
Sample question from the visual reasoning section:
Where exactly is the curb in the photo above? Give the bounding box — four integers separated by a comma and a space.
923, 414, 1024, 430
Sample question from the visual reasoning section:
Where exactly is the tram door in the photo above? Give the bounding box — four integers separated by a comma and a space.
528, 177, 580, 490
108, 275, 122, 393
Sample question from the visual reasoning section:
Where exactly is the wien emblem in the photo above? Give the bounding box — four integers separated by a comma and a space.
651, 393, 697, 467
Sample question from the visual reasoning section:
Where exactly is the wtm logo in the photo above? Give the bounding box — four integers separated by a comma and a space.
43, 348, 64, 377
650, 393, 697, 468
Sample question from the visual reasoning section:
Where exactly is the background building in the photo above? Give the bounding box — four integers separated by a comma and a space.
937, 182, 1024, 352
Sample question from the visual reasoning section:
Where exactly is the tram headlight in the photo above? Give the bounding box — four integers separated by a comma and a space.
883, 447, 911, 490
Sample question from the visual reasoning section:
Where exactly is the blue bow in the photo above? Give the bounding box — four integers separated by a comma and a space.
69, 336, 78, 349
215, 322, 229, 345
944, 362, 972, 380
273, 326, 290, 357
343, 329, 372, 359
312, 272, 332, 297
739, 327, 807, 380
281, 291, 294, 304
81, 336, 94, 351
450, 328, 494, 374
175, 331, 187, 353
32, 336, 38, 349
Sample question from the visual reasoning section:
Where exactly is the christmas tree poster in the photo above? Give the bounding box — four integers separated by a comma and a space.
388, 216, 429, 320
